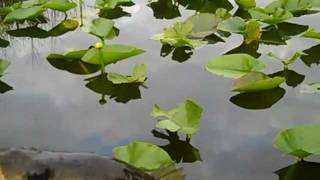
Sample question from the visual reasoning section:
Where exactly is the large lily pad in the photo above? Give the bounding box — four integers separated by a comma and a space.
4, 5, 45, 23
152, 99, 203, 135
112, 142, 175, 171
273, 124, 320, 159
232, 72, 285, 92
206, 54, 265, 78
47, 50, 101, 74
44, 0, 76, 12
82, 44, 145, 66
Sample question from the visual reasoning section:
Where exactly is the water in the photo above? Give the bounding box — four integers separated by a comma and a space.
1, 0, 320, 179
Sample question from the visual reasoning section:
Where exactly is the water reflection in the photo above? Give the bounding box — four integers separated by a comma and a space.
225, 41, 261, 58
85, 73, 144, 104
275, 161, 320, 180
301, 44, 320, 66
6, 19, 79, 39
148, 0, 181, 19
152, 130, 202, 163
270, 69, 305, 88
230, 87, 286, 110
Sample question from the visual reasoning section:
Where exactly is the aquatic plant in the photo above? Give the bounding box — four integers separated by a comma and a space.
112, 141, 176, 171
1, 0, 77, 23
151, 99, 203, 138
273, 124, 320, 159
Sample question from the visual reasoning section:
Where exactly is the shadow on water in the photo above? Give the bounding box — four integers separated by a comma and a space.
152, 130, 202, 163
230, 87, 286, 110
275, 161, 320, 180
85, 74, 144, 104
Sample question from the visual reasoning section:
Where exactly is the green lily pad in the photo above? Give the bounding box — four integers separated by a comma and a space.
303, 28, 320, 40
4, 5, 45, 23
82, 44, 145, 66
152, 99, 203, 135
0, 59, 10, 76
88, 17, 116, 39
152, 21, 207, 48
113, 142, 175, 171
249, 7, 293, 25
232, 72, 285, 92
236, 0, 256, 10
44, 0, 77, 12
273, 124, 320, 159
47, 50, 101, 74
217, 17, 246, 34
206, 53, 266, 78
107, 63, 147, 84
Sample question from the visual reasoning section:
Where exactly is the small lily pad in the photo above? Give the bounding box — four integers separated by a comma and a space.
88, 17, 116, 39
232, 72, 285, 92
112, 142, 175, 171
152, 99, 203, 135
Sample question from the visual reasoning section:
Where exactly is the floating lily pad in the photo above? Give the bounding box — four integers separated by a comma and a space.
113, 142, 175, 171
82, 44, 145, 66
152, 21, 207, 48
206, 54, 265, 78
249, 7, 293, 25
152, 99, 203, 135
44, 0, 77, 12
273, 124, 320, 159
232, 72, 285, 92
107, 63, 147, 84
88, 17, 117, 39
236, 0, 256, 10
47, 50, 101, 75
4, 6, 45, 23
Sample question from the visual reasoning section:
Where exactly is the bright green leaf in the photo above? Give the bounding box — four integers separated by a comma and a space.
273, 124, 320, 159
82, 44, 145, 66
0, 59, 10, 76
236, 0, 256, 10
249, 7, 293, 25
217, 17, 246, 34
88, 17, 116, 39
206, 53, 266, 78
303, 28, 320, 40
152, 99, 204, 135
232, 72, 286, 92
112, 142, 175, 171
44, 0, 77, 12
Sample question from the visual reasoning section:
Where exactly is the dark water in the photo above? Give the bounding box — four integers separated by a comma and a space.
1, 0, 320, 179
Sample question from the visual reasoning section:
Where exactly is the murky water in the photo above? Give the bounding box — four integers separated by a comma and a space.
1, 0, 320, 179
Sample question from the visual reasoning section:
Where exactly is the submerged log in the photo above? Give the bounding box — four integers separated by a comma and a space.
0, 148, 165, 180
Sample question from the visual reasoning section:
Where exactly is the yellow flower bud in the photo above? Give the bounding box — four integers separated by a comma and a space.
95, 42, 103, 49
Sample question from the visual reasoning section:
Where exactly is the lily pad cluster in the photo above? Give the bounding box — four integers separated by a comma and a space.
0, 0, 77, 23
47, 17, 146, 104
111, 99, 204, 172
206, 53, 287, 109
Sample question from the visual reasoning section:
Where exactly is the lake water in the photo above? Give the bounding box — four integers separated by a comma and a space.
1, 0, 320, 179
